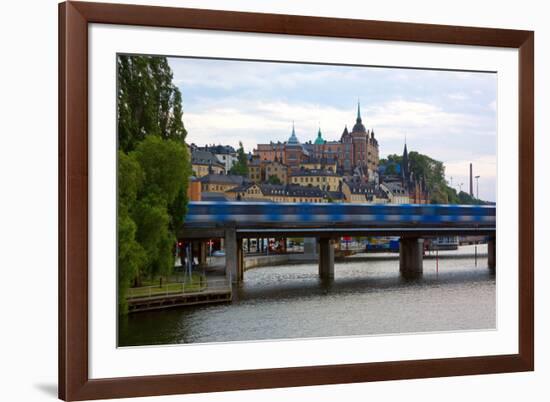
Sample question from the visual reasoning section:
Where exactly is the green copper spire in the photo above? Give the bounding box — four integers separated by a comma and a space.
356, 99, 362, 122
314, 126, 325, 145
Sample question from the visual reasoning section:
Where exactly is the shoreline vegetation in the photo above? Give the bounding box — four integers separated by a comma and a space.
117, 55, 192, 314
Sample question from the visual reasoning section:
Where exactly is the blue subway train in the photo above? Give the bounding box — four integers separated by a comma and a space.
185, 201, 496, 228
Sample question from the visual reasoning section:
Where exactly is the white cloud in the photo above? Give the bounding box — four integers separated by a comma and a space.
447, 93, 469, 101
170, 58, 366, 92
169, 57, 497, 200
184, 97, 496, 158
184, 99, 353, 150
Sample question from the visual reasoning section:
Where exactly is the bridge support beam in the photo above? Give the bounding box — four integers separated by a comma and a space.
318, 237, 335, 280
488, 237, 496, 271
225, 228, 244, 283
400, 237, 424, 278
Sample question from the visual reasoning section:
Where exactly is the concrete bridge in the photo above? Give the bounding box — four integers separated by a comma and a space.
179, 202, 496, 282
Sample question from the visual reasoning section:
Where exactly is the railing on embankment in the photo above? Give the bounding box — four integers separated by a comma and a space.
127, 277, 232, 313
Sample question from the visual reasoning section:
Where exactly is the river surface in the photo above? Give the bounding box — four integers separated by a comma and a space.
119, 245, 495, 347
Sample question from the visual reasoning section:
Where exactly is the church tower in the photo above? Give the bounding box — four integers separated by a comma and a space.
285, 122, 307, 167
351, 101, 368, 169
340, 125, 352, 173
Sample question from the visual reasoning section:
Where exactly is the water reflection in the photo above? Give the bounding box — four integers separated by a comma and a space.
119, 245, 495, 347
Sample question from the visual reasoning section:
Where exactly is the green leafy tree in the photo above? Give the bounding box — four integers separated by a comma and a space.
229, 142, 249, 176
382, 151, 487, 205
117, 55, 187, 152
131, 136, 191, 282
385, 163, 397, 175
457, 190, 485, 205
267, 175, 282, 185
117, 151, 146, 313
117, 55, 192, 313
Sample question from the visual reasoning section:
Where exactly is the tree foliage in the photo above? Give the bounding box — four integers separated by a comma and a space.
131, 136, 191, 281
383, 151, 487, 205
457, 190, 486, 205
117, 55, 191, 314
229, 142, 249, 176
117, 151, 146, 313
267, 175, 282, 185
117, 55, 187, 153
385, 163, 398, 175
133, 136, 190, 204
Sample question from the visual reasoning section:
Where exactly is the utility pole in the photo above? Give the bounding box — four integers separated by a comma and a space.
469, 163, 473, 196
475, 175, 480, 199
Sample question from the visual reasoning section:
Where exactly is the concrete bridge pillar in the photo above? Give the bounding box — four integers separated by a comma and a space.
225, 228, 244, 283
400, 237, 424, 278
304, 237, 318, 260
237, 238, 244, 282
318, 237, 335, 280
488, 237, 496, 271
195, 241, 207, 266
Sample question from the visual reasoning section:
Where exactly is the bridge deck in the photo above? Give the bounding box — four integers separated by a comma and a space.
181, 202, 495, 238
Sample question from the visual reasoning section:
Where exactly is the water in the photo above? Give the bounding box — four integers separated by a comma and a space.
118, 245, 495, 346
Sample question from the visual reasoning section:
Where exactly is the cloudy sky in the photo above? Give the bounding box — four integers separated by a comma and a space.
168, 57, 497, 201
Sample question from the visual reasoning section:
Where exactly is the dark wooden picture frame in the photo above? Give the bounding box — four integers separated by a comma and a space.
59, 1, 534, 400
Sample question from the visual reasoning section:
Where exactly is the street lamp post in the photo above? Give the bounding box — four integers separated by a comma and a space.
475, 175, 480, 199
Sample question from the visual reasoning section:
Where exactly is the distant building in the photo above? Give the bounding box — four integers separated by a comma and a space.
305, 128, 341, 164
285, 123, 309, 167
213, 145, 238, 172
299, 157, 338, 172
342, 181, 388, 204
226, 183, 264, 201
187, 102, 437, 205
261, 184, 327, 203
248, 157, 289, 184
377, 143, 430, 204
399, 143, 429, 204
347, 102, 379, 173
264, 158, 288, 184
248, 159, 263, 183
255, 142, 285, 163
380, 182, 410, 204
227, 183, 328, 203
191, 149, 225, 177
187, 178, 202, 201
289, 168, 342, 191
253, 102, 379, 177
200, 174, 245, 193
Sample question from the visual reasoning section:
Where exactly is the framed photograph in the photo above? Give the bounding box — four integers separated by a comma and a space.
59, 1, 534, 400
